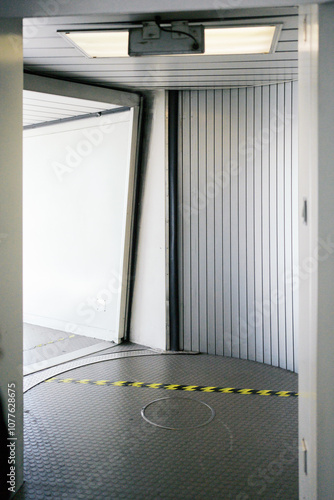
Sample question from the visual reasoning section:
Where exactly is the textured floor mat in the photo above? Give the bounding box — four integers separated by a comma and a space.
16, 354, 298, 500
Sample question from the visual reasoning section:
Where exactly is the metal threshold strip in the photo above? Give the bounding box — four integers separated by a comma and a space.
23, 349, 161, 392
23, 348, 199, 392
23, 341, 113, 376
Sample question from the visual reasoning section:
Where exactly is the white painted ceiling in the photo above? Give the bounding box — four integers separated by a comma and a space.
23, 7, 298, 91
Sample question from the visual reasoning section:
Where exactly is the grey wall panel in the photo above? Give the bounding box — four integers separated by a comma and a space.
246, 87, 256, 362
269, 84, 279, 368
276, 83, 287, 369
262, 84, 271, 366
230, 89, 240, 359
178, 82, 298, 372
254, 86, 263, 363
198, 91, 207, 353
206, 90, 216, 355
238, 88, 247, 361
190, 91, 200, 353
291, 83, 299, 374
214, 90, 224, 356
222, 90, 232, 358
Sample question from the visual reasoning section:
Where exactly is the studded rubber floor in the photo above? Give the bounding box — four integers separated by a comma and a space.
15, 354, 298, 500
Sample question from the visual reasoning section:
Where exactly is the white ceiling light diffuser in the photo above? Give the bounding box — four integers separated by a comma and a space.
204, 26, 278, 55
63, 30, 129, 58
61, 25, 279, 58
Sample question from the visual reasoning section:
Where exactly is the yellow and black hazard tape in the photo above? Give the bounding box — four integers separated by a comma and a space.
24, 334, 76, 351
44, 378, 298, 398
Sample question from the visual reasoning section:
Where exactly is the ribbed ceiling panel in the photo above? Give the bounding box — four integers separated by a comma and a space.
23, 91, 120, 126
23, 7, 298, 91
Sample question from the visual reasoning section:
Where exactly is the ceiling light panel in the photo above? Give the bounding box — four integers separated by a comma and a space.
204, 26, 278, 55
62, 31, 129, 58
61, 25, 279, 58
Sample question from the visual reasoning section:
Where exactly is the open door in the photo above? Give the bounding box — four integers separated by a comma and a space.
23, 74, 141, 344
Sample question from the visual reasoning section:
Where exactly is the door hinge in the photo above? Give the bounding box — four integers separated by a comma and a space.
302, 438, 308, 475
302, 198, 308, 225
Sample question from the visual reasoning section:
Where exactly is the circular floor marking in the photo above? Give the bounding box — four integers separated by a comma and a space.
141, 396, 215, 430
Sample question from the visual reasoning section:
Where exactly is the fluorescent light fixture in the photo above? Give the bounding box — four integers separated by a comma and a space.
61, 25, 278, 58
62, 31, 129, 58
204, 26, 277, 55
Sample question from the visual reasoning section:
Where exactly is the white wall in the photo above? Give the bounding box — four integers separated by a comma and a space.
299, 3, 334, 498
130, 91, 167, 350
23, 110, 134, 343
317, 2, 334, 498
0, 19, 24, 495
298, 6, 319, 497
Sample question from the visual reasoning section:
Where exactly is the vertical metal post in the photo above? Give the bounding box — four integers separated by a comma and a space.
168, 90, 180, 351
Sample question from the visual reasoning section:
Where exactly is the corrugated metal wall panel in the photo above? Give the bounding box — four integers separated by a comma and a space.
178, 82, 298, 372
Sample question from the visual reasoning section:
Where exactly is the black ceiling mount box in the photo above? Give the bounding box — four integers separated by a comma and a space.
129, 24, 204, 56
